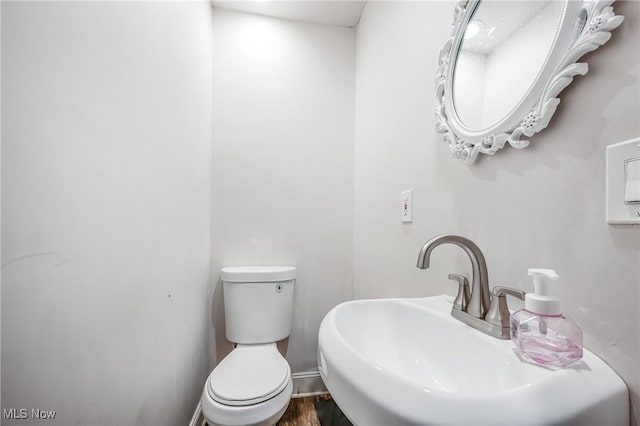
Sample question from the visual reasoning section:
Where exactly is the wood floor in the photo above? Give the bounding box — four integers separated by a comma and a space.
276, 394, 332, 426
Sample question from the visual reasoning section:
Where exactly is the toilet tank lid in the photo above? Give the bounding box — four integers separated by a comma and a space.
221, 266, 296, 282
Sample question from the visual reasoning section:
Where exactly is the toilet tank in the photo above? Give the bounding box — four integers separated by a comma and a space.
221, 266, 296, 344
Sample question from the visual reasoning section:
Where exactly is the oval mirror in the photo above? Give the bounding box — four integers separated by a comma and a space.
435, 0, 624, 163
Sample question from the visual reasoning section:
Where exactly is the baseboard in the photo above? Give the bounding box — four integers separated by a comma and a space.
188, 401, 205, 426
292, 370, 327, 397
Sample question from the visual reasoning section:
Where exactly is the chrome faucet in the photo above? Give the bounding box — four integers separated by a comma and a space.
417, 234, 524, 339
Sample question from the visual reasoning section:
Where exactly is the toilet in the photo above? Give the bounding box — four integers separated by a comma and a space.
201, 266, 296, 426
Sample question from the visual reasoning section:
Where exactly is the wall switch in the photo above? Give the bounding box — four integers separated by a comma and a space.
624, 158, 640, 203
606, 138, 640, 224
401, 190, 413, 223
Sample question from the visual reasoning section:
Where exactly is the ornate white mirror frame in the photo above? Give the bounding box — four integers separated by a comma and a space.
435, 0, 624, 164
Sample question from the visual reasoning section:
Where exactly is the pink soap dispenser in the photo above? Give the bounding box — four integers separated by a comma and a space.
510, 268, 583, 367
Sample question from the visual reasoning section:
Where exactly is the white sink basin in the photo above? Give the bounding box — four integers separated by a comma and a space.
317, 295, 628, 426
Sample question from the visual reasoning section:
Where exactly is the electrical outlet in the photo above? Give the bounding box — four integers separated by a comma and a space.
401, 190, 413, 223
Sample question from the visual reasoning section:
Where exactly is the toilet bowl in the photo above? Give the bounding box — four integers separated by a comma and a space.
201, 343, 293, 426
201, 266, 296, 426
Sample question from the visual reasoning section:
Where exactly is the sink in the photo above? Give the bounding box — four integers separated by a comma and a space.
317, 295, 628, 425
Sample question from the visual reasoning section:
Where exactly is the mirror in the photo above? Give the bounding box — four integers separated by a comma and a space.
435, 0, 624, 163
453, 1, 564, 130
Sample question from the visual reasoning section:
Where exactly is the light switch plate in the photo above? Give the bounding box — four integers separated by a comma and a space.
606, 137, 640, 224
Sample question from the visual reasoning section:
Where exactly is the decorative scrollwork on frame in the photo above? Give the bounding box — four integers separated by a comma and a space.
435, 0, 624, 164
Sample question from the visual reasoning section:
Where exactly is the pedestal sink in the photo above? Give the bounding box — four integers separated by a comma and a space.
317, 295, 628, 426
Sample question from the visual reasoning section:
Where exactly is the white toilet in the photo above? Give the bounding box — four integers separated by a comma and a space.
201, 266, 296, 426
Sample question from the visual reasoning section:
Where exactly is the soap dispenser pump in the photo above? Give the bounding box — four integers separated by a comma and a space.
511, 268, 583, 367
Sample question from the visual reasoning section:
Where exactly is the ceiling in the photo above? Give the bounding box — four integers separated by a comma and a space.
211, 1, 367, 27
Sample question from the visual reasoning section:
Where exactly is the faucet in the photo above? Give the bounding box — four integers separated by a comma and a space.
417, 234, 524, 339
417, 234, 491, 318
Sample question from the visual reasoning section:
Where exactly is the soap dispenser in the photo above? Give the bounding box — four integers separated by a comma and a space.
511, 268, 583, 367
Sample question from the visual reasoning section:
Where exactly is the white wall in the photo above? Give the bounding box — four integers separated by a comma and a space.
1, 2, 212, 425
210, 10, 355, 375
355, 1, 640, 423
354, 1, 459, 300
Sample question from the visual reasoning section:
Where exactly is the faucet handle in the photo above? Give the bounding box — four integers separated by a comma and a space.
485, 286, 525, 331
448, 273, 471, 312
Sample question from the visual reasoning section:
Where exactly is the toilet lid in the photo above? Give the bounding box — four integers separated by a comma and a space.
208, 344, 290, 406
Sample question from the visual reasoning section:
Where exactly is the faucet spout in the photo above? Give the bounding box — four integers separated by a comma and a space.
416, 234, 490, 318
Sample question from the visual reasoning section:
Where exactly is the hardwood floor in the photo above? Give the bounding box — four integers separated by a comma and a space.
276, 394, 332, 426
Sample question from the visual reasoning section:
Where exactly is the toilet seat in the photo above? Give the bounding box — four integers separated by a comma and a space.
208, 344, 290, 406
